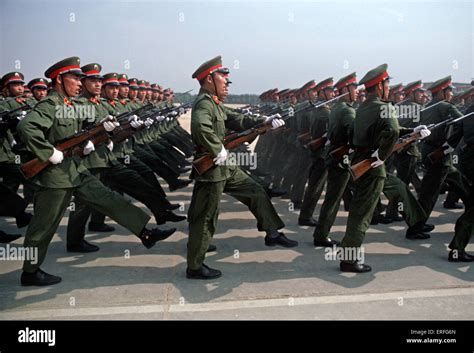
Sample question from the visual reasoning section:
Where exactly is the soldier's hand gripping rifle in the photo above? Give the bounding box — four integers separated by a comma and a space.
426, 112, 474, 164
192, 103, 318, 175
349, 112, 474, 181
20, 117, 114, 179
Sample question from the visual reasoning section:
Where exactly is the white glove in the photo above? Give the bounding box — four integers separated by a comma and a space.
83, 140, 95, 155
442, 142, 454, 155
253, 113, 260, 118
102, 116, 119, 132
128, 114, 143, 129
178, 107, 185, 115
370, 149, 384, 168
264, 113, 282, 123
18, 110, 28, 120
413, 125, 431, 139
242, 108, 251, 115
128, 114, 139, 123
11, 138, 17, 147
48, 147, 64, 164
213, 145, 228, 166
107, 140, 114, 152
270, 118, 285, 129
156, 115, 166, 122
165, 117, 170, 122
145, 118, 153, 127
169, 111, 178, 117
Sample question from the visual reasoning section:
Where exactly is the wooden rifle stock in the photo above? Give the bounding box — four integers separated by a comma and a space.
306, 135, 327, 152
192, 124, 272, 175
20, 123, 106, 179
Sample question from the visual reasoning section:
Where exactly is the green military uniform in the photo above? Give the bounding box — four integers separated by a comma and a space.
339, 64, 399, 272
187, 56, 291, 275
314, 73, 356, 242
16, 57, 151, 275
299, 78, 334, 222
418, 76, 469, 221
0, 72, 37, 199
448, 101, 474, 258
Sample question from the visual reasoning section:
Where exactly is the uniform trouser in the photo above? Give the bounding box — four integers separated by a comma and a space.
149, 141, 186, 168
289, 152, 310, 203
120, 156, 167, 199
23, 173, 150, 272
269, 142, 287, 187
133, 147, 180, 187
386, 153, 419, 218
187, 168, 285, 270
299, 158, 328, 220
449, 203, 474, 251
136, 144, 181, 175
162, 132, 193, 157
382, 174, 426, 227
418, 162, 469, 222
67, 165, 170, 246
0, 182, 27, 218
314, 164, 351, 240
449, 151, 474, 251
0, 162, 38, 202
340, 174, 385, 250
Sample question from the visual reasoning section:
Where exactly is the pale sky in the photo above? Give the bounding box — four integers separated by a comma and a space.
0, 0, 472, 94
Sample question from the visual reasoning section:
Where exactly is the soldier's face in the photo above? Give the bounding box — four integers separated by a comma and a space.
33, 88, 47, 101
146, 90, 152, 99
152, 92, 159, 100
308, 90, 317, 101
104, 85, 119, 99
348, 85, 358, 102
381, 80, 390, 100
444, 88, 454, 101
119, 85, 129, 98
84, 78, 103, 96
206, 72, 228, 99
137, 90, 146, 100
324, 88, 335, 100
61, 73, 82, 97
414, 90, 423, 104
129, 88, 138, 99
8, 82, 24, 96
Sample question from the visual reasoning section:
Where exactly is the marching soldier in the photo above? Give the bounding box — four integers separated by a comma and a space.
298, 78, 334, 226
187, 56, 297, 279
27, 78, 49, 102
66, 65, 184, 252
313, 73, 358, 246
17, 57, 176, 286
447, 90, 474, 262
339, 64, 399, 273
417, 76, 469, 222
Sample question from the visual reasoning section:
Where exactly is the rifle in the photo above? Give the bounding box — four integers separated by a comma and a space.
427, 112, 474, 164
303, 93, 350, 152
0, 103, 32, 118
192, 101, 322, 175
397, 100, 443, 119
20, 121, 109, 179
297, 131, 312, 144
329, 145, 351, 162
115, 102, 154, 122
306, 133, 327, 152
349, 112, 474, 180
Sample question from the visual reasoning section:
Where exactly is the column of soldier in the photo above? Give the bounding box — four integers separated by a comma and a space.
0, 57, 195, 285
241, 64, 473, 273
0, 57, 473, 285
